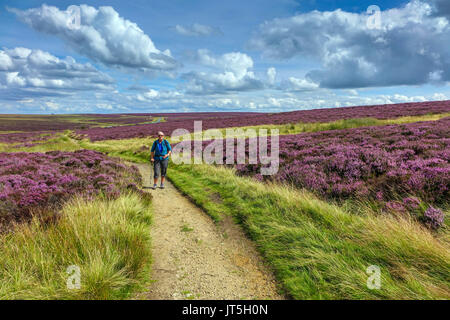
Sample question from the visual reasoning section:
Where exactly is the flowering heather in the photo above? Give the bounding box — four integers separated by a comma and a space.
385, 201, 407, 214
0, 117, 84, 132
0, 150, 143, 230
402, 197, 421, 211
209, 118, 449, 217
0, 113, 255, 143
0, 132, 57, 144
78, 100, 450, 141
88, 112, 260, 124
423, 206, 445, 230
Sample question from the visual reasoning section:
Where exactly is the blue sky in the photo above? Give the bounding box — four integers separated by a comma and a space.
0, 0, 449, 113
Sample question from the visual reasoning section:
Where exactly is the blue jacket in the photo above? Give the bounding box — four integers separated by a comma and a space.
151, 139, 172, 160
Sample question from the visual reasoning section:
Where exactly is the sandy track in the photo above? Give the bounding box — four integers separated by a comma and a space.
135, 163, 284, 300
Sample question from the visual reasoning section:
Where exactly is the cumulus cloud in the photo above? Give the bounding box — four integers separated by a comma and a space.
249, 1, 450, 89
261, 91, 449, 111
267, 67, 276, 85
182, 49, 264, 94
9, 4, 177, 72
44, 101, 60, 111
173, 23, 222, 36
128, 88, 447, 113
281, 77, 319, 91
431, 92, 448, 100
96, 103, 113, 110
136, 88, 183, 101
0, 47, 114, 100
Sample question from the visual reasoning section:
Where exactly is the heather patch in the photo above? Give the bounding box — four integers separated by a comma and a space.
79, 101, 450, 141
0, 150, 143, 230
204, 118, 449, 227
0, 132, 57, 144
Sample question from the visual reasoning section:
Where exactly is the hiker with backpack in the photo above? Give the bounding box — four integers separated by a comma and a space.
150, 131, 172, 189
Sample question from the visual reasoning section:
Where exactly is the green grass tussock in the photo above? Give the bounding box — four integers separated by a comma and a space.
168, 163, 450, 299
0, 192, 152, 300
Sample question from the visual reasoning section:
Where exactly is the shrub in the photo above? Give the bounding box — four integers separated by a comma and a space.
423, 206, 445, 230
0, 150, 144, 230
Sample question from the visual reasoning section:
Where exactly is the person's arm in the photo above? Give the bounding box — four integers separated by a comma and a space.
150, 141, 156, 162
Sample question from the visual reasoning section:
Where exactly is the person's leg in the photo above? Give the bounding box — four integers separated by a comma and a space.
160, 158, 169, 188
153, 159, 161, 188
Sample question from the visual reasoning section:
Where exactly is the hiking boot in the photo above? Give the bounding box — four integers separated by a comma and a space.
160, 183, 165, 189
152, 184, 157, 190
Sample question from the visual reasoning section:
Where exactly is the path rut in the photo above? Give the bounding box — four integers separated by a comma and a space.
135, 163, 284, 300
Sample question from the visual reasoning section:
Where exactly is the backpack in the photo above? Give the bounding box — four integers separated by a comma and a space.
163, 139, 170, 150
153, 139, 170, 155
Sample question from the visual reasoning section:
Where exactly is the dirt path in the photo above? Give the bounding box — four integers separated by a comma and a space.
135, 163, 284, 300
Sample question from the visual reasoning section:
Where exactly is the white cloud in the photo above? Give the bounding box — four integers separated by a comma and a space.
249, 1, 450, 88
174, 23, 222, 36
195, 49, 253, 77
431, 92, 448, 100
9, 4, 177, 72
18, 98, 34, 103
182, 49, 264, 94
282, 77, 319, 91
259, 91, 444, 111
0, 47, 114, 100
391, 94, 427, 102
96, 103, 113, 110
7, 82, 446, 114
45, 101, 60, 111
267, 67, 276, 85
136, 88, 183, 101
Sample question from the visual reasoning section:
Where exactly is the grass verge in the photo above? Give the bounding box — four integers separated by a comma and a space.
168, 163, 450, 299
0, 192, 152, 300
78, 138, 151, 163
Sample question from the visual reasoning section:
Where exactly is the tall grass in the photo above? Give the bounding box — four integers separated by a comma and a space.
168, 163, 450, 299
0, 192, 152, 300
